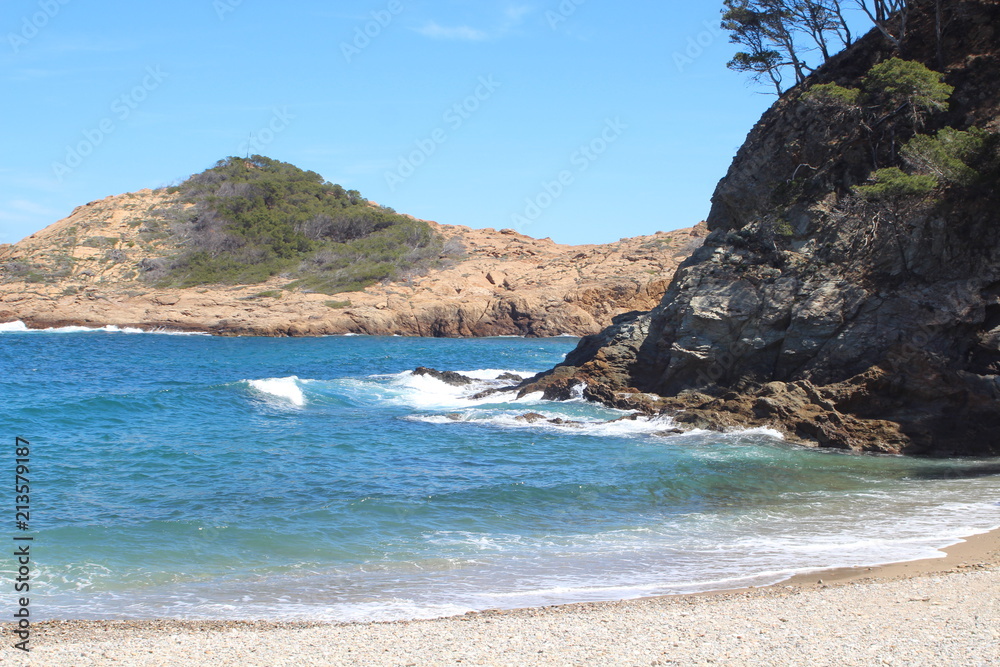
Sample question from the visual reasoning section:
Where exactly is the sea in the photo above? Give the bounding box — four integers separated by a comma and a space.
3, 320, 1000, 622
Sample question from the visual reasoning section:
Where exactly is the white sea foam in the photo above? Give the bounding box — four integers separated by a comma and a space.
454, 369, 532, 381
309, 601, 475, 623
389, 372, 481, 409
240, 367, 789, 444
409, 410, 682, 438
246, 377, 306, 407
365, 369, 537, 410
39, 324, 130, 334
0, 320, 208, 335
40, 593, 477, 623
141, 327, 211, 336
736, 426, 786, 439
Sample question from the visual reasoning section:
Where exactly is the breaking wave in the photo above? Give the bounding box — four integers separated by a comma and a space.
0, 320, 208, 335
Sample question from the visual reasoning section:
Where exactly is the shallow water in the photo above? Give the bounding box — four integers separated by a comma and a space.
3, 323, 999, 621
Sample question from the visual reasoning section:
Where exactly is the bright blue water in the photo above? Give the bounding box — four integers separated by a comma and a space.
2, 324, 1000, 621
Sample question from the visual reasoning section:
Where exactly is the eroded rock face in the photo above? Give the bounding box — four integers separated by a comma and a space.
523, 0, 1000, 456
0, 189, 706, 338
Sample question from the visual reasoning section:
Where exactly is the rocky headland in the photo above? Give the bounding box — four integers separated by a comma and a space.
0, 188, 704, 337
513, 0, 1000, 456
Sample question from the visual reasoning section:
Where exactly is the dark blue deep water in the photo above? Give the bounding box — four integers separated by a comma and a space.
3, 322, 1000, 621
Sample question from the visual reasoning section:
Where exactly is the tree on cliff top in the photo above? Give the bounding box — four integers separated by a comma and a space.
862, 57, 954, 161
723, 0, 817, 94
853, 0, 914, 53
863, 57, 953, 125
722, 0, 943, 95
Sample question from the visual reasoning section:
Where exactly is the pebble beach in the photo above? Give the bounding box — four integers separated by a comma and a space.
5, 529, 998, 666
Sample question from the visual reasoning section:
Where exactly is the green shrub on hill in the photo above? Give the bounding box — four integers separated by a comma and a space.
862, 58, 953, 128
902, 127, 990, 186
803, 83, 861, 106
157, 156, 443, 292
855, 167, 937, 200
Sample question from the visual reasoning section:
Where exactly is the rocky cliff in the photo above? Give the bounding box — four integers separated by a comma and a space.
0, 189, 705, 337
520, 0, 1000, 456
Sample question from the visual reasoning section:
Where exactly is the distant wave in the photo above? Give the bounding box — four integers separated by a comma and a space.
244, 377, 307, 407
380, 369, 538, 410
0, 320, 208, 335
239, 368, 540, 412
0, 321, 30, 333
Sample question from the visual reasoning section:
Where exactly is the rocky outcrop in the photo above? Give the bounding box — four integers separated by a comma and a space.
413, 367, 476, 386
520, 0, 1000, 456
0, 189, 705, 337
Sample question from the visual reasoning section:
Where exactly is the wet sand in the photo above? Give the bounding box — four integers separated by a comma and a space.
4, 529, 998, 666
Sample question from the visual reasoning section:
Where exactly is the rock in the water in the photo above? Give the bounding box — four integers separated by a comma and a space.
412, 367, 475, 386
546, 417, 583, 426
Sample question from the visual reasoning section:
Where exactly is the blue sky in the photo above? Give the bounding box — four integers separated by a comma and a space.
3, 1, 807, 245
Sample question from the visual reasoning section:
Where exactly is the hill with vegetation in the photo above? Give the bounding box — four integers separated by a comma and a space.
154, 156, 443, 293
0, 164, 706, 337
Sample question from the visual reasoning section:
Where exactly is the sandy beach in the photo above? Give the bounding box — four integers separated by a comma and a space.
3, 529, 998, 666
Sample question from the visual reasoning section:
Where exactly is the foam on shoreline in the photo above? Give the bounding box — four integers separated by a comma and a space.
6, 529, 998, 667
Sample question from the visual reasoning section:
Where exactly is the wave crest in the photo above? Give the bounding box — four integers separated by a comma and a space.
0, 320, 208, 335
245, 377, 307, 407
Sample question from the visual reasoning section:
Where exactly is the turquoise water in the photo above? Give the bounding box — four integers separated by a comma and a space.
3, 322, 1000, 621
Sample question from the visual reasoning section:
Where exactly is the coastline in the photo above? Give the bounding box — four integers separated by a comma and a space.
6, 527, 998, 666
762, 523, 1000, 590
0, 197, 707, 340
0, 319, 564, 338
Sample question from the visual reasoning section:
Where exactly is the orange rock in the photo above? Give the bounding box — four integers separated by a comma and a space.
0, 189, 706, 337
